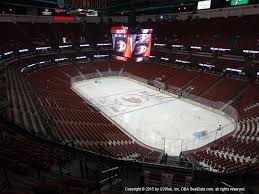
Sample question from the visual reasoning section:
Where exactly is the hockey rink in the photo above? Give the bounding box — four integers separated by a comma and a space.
72, 77, 234, 156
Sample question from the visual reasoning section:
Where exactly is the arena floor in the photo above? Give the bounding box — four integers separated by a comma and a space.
72, 76, 233, 155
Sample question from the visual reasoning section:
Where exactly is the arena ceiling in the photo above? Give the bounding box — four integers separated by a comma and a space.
106, 0, 200, 14
0, 0, 59, 9
0, 0, 227, 15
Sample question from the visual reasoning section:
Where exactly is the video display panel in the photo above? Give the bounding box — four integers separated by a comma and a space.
231, 0, 249, 6
132, 29, 153, 62
197, 0, 211, 10
112, 26, 132, 61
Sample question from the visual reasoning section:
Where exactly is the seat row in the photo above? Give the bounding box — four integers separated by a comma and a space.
184, 118, 259, 173
24, 65, 162, 162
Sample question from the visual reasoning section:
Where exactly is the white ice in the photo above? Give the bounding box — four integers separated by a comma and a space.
72, 77, 234, 156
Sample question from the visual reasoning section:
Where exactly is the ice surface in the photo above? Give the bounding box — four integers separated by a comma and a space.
72, 77, 233, 156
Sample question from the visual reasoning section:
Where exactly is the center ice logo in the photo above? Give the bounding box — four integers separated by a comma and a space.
122, 97, 142, 104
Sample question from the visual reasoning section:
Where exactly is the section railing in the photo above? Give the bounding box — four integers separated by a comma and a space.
181, 121, 236, 152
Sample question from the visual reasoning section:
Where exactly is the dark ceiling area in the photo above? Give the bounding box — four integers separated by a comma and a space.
0, 0, 59, 15
0, 0, 58, 9
106, 0, 202, 14
106, 0, 259, 15
0, 0, 258, 15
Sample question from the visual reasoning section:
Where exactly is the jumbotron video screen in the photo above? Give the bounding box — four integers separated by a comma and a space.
111, 26, 153, 62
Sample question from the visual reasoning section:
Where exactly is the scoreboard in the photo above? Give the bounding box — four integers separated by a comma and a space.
111, 26, 153, 62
